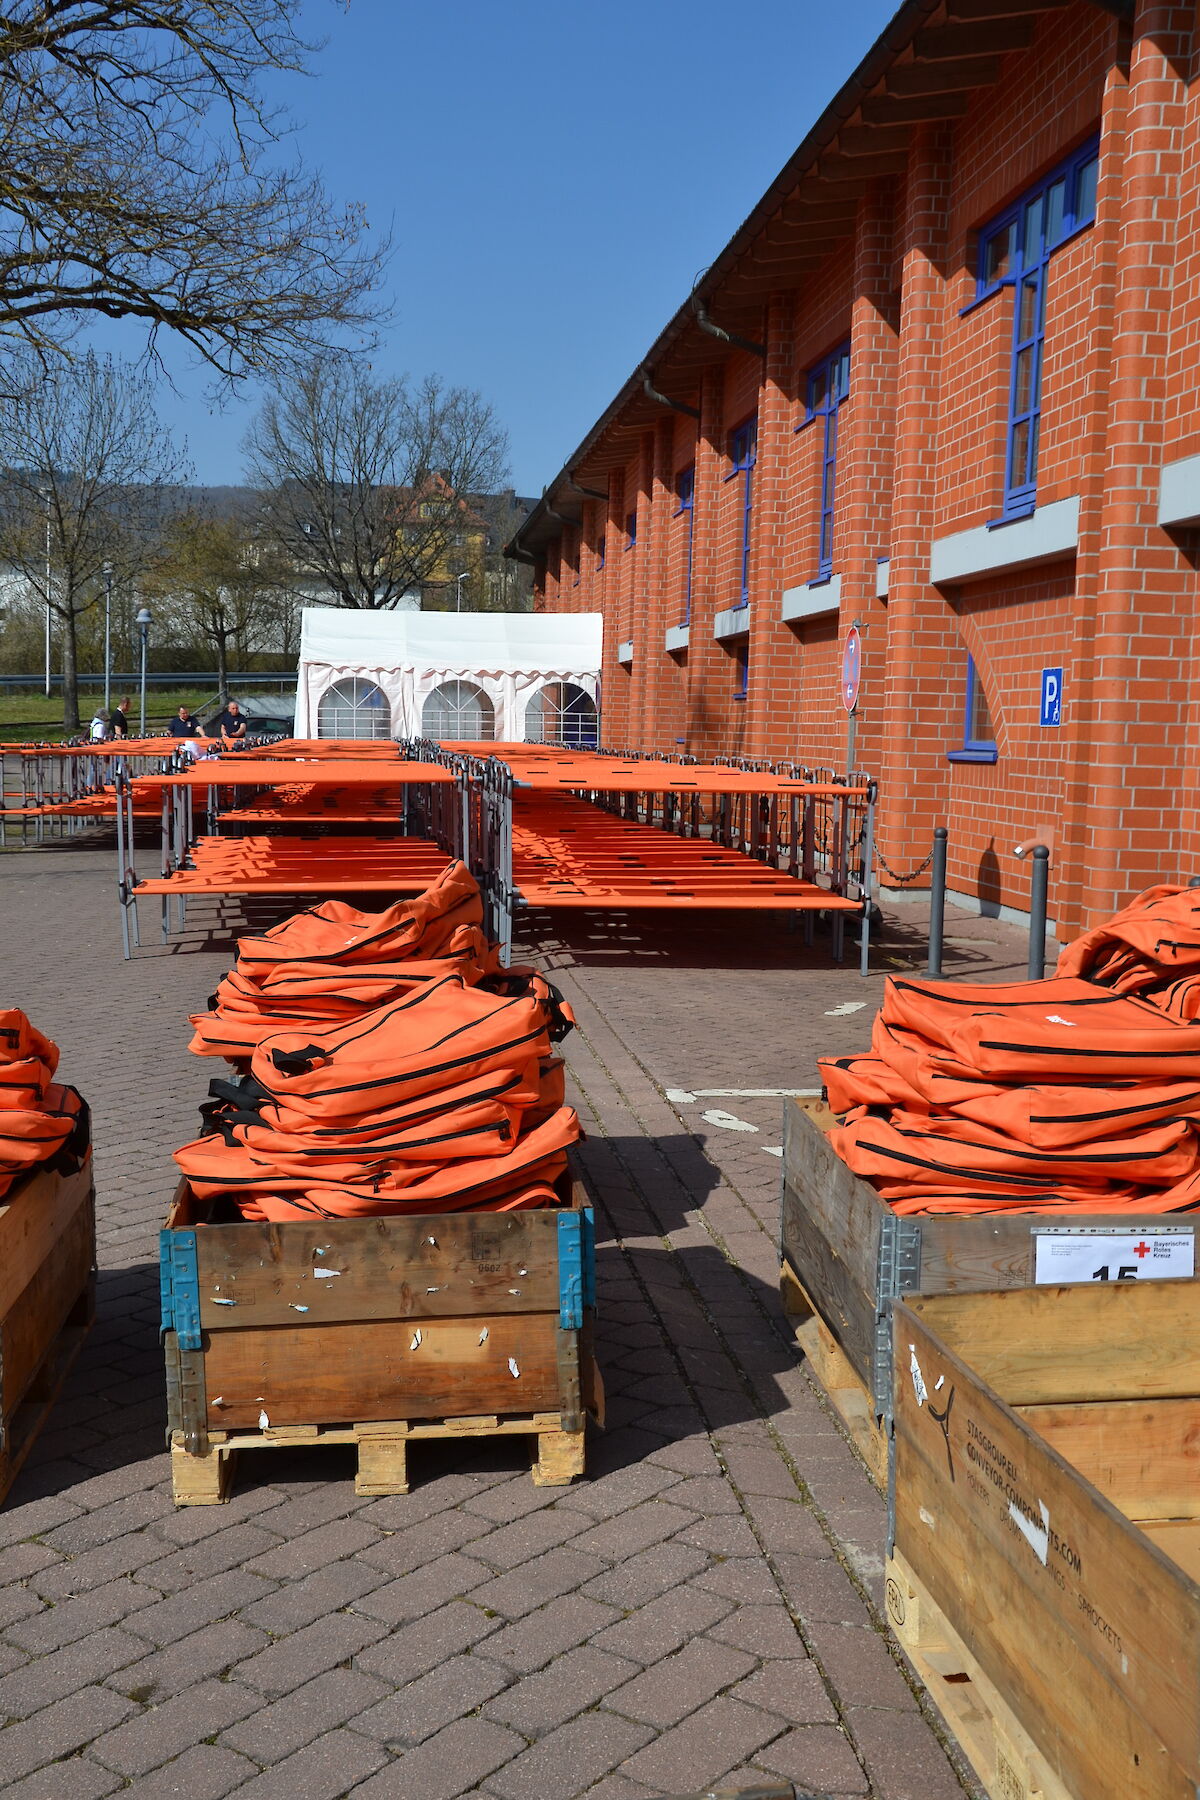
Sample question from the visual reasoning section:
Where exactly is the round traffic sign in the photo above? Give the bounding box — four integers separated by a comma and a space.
841, 626, 862, 713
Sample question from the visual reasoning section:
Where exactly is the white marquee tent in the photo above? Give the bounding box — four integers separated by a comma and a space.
295, 608, 604, 744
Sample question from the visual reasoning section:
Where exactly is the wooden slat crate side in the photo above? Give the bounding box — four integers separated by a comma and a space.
0, 1157, 93, 1320
893, 1298, 1200, 1797
1, 1181, 94, 1417
905, 1282, 1200, 1405
1019, 1396, 1200, 1521
781, 1187, 878, 1388
192, 1208, 563, 1330
201, 1311, 563, 1427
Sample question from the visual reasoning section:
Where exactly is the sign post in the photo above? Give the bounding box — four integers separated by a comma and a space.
842, 625, 862, 770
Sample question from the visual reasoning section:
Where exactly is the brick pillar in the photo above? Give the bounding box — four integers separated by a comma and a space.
1071, 5, 1192, 921
745, 294, 794, 758
638, 418, 677, 750
686, 363, 727, 756
837, 184, 899, 782
876, 125, 953, 887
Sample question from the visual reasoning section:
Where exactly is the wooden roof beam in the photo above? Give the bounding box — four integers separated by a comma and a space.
815, 150, 910, 182
885, 55, 1002, 95
834, 123, 913, 157
913, 17, 1037, 56
858, 89, 971, 124
945, 0, 1068, 16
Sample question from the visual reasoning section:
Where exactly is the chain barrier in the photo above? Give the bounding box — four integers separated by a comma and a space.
875, 843, 936, 887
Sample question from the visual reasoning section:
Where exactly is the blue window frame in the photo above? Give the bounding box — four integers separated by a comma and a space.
948, 655, 998, 763
733, 639, 749, 701
802, 341, 851, 579
725, 417, 757, 607
674, 464, 695, 624
975, 135, 1099, 520
625, 510, 637, 550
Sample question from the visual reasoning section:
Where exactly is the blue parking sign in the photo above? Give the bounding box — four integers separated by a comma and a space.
1040, 668, 1063, 727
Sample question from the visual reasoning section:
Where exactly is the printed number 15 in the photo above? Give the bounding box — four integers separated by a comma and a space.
1092, 1265, 1139, 1281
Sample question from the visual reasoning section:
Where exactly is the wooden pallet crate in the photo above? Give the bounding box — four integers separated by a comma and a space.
162, 1174, 598, 1504
888, 1282, 1200, 1800
780, 1095, 1198, 1479
1, 1153, 95, 1506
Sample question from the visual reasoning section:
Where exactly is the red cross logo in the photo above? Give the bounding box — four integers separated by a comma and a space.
1133, 1241, 1151, 1259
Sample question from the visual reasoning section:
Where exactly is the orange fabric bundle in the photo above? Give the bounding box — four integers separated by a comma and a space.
176, 873, 580, 1221
0, 1013, 87, 1199
817, 891, 1200, 1217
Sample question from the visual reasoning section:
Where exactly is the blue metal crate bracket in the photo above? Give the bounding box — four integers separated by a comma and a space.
557, 1208, 595, 1330
160, 1228, 201, 1351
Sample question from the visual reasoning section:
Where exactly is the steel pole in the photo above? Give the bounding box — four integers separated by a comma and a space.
103, 564, 112, 711
927, 827, 948, 977
1028, 844, 1050, 981
43, 488, 51, 698
139, 624, 148, 737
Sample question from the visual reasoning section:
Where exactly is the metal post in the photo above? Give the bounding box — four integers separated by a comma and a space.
858, 783, 877, 979
103, 561, 113, 711
43, 485, 52, 698
1028, 844, 1050, 981
927, 826, 949, 978
139, 623, 148, 737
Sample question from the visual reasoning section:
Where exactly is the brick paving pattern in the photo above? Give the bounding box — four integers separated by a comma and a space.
0, 842, 1022, 1798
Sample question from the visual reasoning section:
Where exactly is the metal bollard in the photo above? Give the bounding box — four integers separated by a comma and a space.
927, 826, 948, 978
1028, 843, 1050, 980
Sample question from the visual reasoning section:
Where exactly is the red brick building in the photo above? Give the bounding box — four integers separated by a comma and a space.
508, 0, 1200, 940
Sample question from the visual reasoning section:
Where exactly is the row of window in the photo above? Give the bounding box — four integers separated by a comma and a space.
566, 130, 1101, 615
316, 677, 599, 747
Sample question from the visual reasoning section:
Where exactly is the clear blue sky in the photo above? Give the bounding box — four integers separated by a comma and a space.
93, 0, 900, 494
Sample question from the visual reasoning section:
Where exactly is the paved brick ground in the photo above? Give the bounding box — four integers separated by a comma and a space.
0, 840, 1026, 1799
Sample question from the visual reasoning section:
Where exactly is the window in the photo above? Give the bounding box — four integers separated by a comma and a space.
421, 680, 496, 742
596, 533, 606, 571
802, 341, 851, 579
674, 464, 695, 624
317, 677, 391, 740
725, 417, 757, 607
525, 682, 598, 748
732, 640, 749, 701
948, 656, 998, 763
975, 136, 1100, 520
626, 510, 637, 550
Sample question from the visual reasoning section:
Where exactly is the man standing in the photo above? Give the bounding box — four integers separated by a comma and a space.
206, 697, 247, 746
169, 705, 200, 739
109, 696, 132, 739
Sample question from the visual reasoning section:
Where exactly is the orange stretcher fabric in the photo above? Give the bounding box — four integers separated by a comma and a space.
176, 868, 580, 1220
817, 891, 1200, 1217
0, 1011, 88, 1199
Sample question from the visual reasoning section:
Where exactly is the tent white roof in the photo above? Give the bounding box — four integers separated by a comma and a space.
298, 607, 602, 674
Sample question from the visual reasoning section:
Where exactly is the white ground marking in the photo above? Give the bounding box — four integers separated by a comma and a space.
762, 1146, 784, 1158
699, 1108, 759, 1133
824, 1000, 867, 1018
666, 1086, 823, 1103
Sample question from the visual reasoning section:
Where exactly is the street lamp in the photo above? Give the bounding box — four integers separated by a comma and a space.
455, 570, 470, 613
135, 607, 153, 737
42, 485, 51, 699
102, 561, 113, 711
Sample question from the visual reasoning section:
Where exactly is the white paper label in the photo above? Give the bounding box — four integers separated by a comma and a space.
1034, 1227, 1195, 1285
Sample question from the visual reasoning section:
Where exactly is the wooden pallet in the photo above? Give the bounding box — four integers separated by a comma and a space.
780, 1261, 887, 1487
887, 1549, 1074, 1800
171, 1409, 586, 1505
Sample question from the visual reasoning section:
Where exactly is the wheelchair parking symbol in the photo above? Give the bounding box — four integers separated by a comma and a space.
1040, 668, 1063, 727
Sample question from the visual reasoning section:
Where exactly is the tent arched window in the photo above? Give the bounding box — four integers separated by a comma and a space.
526, 682, 598, 748
422, 680, 496, 742
316, 677, 392, 739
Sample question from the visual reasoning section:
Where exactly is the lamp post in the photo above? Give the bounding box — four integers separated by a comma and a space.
102, 561, 113, 711
135, 606, 152, 737
42, 485, 51, 699
455, 570, 469, 613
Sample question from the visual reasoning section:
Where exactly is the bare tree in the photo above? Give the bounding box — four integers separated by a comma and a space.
0, 1, 386, 378
245, 359, 510, 609
0, 351, 188, 727
146, 507, 297, 701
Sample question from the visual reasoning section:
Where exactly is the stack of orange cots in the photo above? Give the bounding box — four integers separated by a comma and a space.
0, 1009, 88, 1198
175, 862, 580, 1222
819, 885, 1200, 1216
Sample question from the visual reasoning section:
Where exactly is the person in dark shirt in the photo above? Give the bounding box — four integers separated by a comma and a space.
169, 705, 200, 738
109, 696, 132, 739
207, 698, 247, 745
